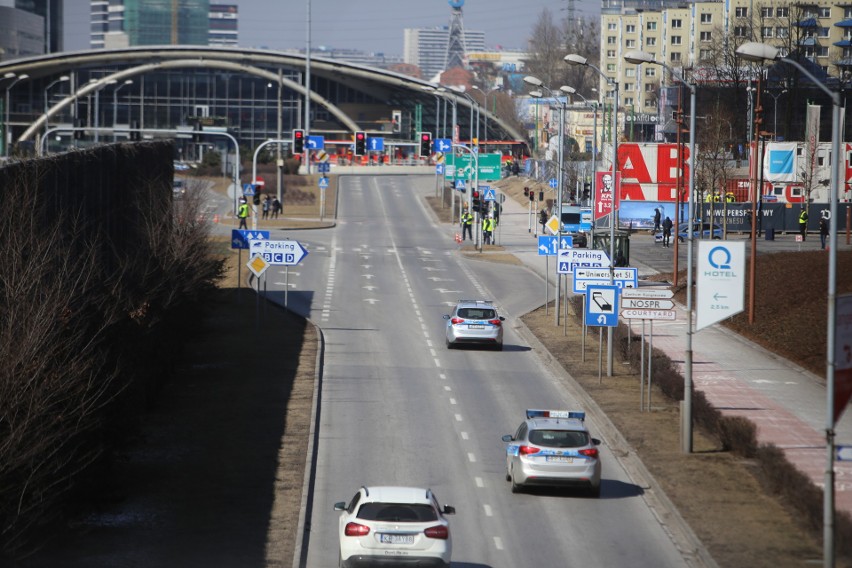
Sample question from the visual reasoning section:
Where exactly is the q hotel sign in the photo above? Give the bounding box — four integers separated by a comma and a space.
614, 143, 691, 202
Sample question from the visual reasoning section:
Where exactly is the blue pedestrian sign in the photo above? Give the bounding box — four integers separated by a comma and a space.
231, 229, 270, 249
306, 135, 324, 150
483, 188, 496, 202
584, 284, 620, 327
434, 138, 452, 153
242, 183, 256, 196
455, 179, 466, 191
317, 162, 331, 173
368, 137, 384, 151
318, 176, 329, 189
436, 164, 445, 175
549, 178, 558, 189
538, 235, 573, 256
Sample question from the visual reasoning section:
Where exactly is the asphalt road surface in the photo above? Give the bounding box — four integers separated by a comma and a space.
276, 175, 690, 567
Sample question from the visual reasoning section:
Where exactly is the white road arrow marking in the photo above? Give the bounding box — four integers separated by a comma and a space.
423, 267, 446, 272
363, 274, 374, 279
428, 277, 453, 282
363, 285, 377, 291
435, 289, 463, 294
364, 298, 380, 304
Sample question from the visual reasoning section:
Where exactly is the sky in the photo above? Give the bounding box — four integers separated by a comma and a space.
63, 0, 600, 55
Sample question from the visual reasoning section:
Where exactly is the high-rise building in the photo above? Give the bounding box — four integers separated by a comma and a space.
209, 3, 238, 47
90, 0, 211, 49
403, 27, 485, 81
0, 1, 44, 61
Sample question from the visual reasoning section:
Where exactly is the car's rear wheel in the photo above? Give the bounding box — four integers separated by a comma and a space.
589, 484, 601, 498
495, 343, 503, 351
510, 469, 522, 494
446, 339, 453, 349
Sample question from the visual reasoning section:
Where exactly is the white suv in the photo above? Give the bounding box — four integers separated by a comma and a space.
334, 486, 455, 567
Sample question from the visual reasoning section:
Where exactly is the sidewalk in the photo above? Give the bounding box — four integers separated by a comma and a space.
488, 189, 852, 520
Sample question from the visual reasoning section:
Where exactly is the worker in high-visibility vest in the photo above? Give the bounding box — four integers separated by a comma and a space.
725, 192, 735, 203
238, 198, 249, 230
461, 210, 474, 241
483, 215, 495, 244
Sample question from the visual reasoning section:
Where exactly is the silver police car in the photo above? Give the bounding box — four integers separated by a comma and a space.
502, 409, 602, 497
443, 300, 505, 350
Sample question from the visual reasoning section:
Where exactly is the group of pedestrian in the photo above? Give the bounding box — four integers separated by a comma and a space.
261, 195, 282, 220
459, 207, 497, 245
652, 207, 674, 247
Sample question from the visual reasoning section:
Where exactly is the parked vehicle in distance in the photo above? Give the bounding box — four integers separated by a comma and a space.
334, 486, 455, 567
444, 299, 505, 350
655, 221, 722, 243
502, 409, 602, 496
173, 178, 186, 199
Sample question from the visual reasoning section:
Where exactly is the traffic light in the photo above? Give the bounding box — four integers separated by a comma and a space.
293, 129, 304, 154
523, 186, 530, 197
583, 182, 591, 200
253, 189, 261, 206
354, 131, 366, 155
528, 190, 534, 202
419, 132, 432, 157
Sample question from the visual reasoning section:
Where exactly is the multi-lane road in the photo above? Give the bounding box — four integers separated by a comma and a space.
278, 175, 691, 567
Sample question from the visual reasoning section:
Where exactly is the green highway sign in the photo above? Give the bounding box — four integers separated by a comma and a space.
443, 153, 502, 181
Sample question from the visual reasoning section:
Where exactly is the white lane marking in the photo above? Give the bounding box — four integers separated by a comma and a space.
461, 431, 468, 440
443, 386, 451, 391
494, 537, 504, 551
475, 477, 484, 488
426, 340, 433, 348
484, 504, 493, 517
434, 358, 441, 367
439, 373, 446, 380
455, 414, 463, 422
430, 349, 437, 357
449, 398, 457, 405
467, 453, 476, 463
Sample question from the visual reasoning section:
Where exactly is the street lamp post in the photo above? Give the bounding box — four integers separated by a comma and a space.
625, 50, 697, 454
525, 76, 566, 326
93, 79, 117, 144
736, 40, 841, 568
43, 75, 70, 141
4, 72, 29, 157
565, 53, 619, 377
561, 85, 599, 205
112, 79, 133, 142
766, 89, 788, 139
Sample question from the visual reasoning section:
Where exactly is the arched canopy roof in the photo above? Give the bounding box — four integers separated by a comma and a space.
0, 45, 526, 145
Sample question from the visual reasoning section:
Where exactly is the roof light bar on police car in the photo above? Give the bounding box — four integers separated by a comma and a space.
526, 409, 586, 421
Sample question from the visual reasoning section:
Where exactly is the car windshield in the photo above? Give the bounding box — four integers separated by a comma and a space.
529, 429, 589, 448
357, 502, 438, 522
458, 308, 496, 319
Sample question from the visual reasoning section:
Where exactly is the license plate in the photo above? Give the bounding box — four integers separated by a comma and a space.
379, 534, 415, 545
468, 324, 485, 329
546, 456, 573, 463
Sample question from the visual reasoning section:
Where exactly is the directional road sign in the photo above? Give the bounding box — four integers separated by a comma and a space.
622, 288, 674, 299
368, 137, 384, 151
318, 177, 329, 189
696, 241, 745, 330
306, 135, 324, 150
231, 229, 269, 249
434, 138, 452, 153
621, 308, 676, 321
572, 267, 637, 293
249, 239, 309, 266
242, 183, 256, 196
837, 445, 852, 462
436, 164, 444, 175
317, 161, 331, 173
483, 188, 496, 201
538, 235, 573, 256
585, 284, 620, 327
549, 178, 558, 189
558, 249, 611, 274
621, 298, 674, 310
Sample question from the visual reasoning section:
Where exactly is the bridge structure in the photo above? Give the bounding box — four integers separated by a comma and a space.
0, 46, 526, 159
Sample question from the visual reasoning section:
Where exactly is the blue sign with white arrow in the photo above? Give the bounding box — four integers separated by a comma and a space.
549, 178, 558, 189
306, 135, 324, 150
317, 162, 330, 173
584, 284, 620, 327
368, 137, 384, 151
231, 229, 270, 249
436, 164, 444, 175
434, 138, 452, 153
538, 235, 573, 256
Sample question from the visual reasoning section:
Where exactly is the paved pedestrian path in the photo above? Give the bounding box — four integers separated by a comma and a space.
484, 189, 852, 520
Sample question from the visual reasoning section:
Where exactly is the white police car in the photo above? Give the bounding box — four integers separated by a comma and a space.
334, 486, 455, 567
502, 409, 602, 497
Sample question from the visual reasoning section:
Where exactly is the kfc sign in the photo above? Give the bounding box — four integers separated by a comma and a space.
594, 171, 621, 221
